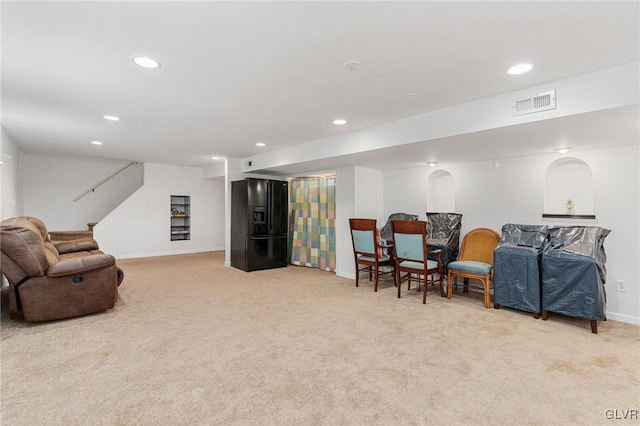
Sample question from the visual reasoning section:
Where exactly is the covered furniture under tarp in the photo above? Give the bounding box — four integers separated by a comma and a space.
541, 226, 610, 334
493, 224, 548, 318
379, 213, 418, 242
426, 212, 462, 270
1, 217, 124, 322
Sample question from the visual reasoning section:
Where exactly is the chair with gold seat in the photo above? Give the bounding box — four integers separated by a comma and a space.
391, 220, 443, 303
446, 227, 500, 308
349, 218, 395, 291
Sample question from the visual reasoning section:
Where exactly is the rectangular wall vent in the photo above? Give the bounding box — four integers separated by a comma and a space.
512, 90, 556, 116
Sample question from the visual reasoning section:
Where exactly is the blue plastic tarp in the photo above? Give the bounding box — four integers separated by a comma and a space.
541, 226, 610, 321
380, 213, 418, 242
426, 212, 462, 268
493, 224, 548, 314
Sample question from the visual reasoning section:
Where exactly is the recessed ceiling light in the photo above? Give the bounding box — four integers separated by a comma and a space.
555, 147, 573, 154
91, 140, 103, 145
103, 115, 120, 121
211, 156, 221, 160
333, 119, 347, 125
132, 56, 160, 69
426, 161, 439, 167
256, 142, 266, 147
507, 63, 533, 75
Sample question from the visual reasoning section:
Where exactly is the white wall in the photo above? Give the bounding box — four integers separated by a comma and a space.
384, 166, 430, 221
0, 128, 22, 219
354, 166, 385, 222
383, 145, 640, 324
335, 166, 384, 279
94, 163, 225, 258
22, 153, 143, 230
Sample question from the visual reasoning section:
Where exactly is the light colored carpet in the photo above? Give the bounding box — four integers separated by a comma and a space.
2, 251, 639, 425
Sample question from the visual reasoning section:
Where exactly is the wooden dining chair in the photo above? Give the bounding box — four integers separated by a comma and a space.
349, 218, 395, 291
379, 212, 418, 243
391, 220, 443, 303
446, 228, 501, 308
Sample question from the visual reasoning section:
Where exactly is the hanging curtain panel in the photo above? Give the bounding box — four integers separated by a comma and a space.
289, 177, 336, 271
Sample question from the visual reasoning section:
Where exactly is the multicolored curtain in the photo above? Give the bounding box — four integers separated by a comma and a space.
289, 177, 336, 271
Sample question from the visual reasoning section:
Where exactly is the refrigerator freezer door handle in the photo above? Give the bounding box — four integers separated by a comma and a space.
268, 182, 273, 233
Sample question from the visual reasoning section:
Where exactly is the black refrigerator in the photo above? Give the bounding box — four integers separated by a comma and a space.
231, 178, 288, 272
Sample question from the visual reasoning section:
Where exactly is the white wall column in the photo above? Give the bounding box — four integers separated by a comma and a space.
335, 166, 384, 279
224, 158, 243, 266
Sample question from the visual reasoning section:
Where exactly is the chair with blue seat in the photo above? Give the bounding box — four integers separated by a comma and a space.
349, 218, 395, 291
447, 228, 500, 308
391, 220, 443, 303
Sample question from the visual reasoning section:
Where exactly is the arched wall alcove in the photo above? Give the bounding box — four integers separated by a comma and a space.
426, 169, 455, 212
544, 157, 594, 217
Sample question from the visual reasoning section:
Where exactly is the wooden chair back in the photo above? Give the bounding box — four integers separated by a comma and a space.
458, 228, 501, 265
391, 220, 427, 262
349, 218, 377, 257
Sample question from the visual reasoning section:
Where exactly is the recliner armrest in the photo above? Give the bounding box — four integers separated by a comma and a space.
54, 238, 99, 254
47, 254, 115, 278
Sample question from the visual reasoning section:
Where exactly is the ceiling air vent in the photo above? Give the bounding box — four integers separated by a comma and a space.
512, 90, 556, 116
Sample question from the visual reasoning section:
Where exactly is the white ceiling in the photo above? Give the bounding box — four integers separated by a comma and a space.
2, 1, 639, 171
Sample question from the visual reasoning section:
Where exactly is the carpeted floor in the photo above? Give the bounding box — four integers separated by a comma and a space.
2, 251, 639, 425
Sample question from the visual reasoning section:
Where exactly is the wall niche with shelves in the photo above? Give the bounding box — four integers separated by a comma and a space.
170, 195, 191, 241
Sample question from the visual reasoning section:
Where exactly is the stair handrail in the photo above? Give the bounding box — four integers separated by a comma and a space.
73, 161, 138, 202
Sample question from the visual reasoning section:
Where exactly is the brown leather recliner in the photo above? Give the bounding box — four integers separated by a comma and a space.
1, 217, 124, 322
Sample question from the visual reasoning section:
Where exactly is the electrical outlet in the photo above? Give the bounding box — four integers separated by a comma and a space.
616, 279, 627, 293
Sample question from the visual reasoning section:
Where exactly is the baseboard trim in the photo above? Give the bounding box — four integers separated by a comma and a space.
115, 247, 224, 259
605, 312, 640, 326
335, 270, 356, 280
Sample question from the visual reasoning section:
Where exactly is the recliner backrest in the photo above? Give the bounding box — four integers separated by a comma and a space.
0, 218, 52, 282
20, 216, 50, 241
